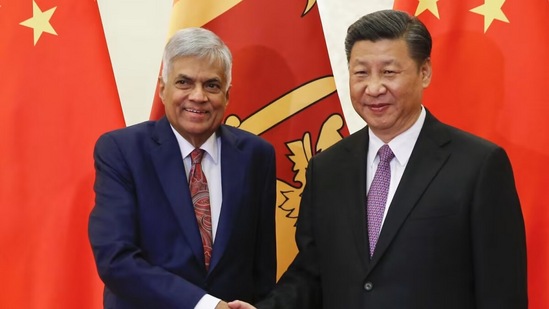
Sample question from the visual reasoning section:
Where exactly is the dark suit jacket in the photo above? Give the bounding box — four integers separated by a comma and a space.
88, 117, 277, 309
257, 110, 527, 309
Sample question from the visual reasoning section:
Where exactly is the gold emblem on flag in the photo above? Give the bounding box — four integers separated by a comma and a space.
225, 76, 345, 277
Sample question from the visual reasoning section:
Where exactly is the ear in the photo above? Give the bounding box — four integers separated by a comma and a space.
421, 58, 432, 88
158, 76, 166, 103
225, 85, 231, 104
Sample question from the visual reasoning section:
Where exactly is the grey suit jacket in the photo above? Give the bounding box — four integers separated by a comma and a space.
257, 110, 527, 309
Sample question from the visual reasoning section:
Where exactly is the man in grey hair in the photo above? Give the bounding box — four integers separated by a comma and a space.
229, 9, 527, 309
89, 27, 277, 309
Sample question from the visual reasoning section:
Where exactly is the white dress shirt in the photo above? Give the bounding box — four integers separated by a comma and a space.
367, 106, 426, 229
171, 126, 223, 309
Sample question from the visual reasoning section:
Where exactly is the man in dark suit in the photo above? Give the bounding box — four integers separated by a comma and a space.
88, 27, 277, 309
229, 9, 527, 309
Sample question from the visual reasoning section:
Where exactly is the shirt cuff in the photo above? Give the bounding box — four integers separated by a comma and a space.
194, 294, 221, 309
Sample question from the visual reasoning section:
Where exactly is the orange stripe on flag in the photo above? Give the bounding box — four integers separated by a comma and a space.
168, 0, 242, 35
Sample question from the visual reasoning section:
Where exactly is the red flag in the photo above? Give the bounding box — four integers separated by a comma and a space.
393, 1, 549, 307
150, 0, 349, 277
0, 0, 125, 308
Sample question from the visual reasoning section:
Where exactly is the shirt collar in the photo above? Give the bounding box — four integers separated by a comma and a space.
170, 126, 220, 164
368, 106, 426, 166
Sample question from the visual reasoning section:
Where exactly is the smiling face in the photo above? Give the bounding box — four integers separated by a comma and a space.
159, 55, 230, 147
348, 38, 431, 142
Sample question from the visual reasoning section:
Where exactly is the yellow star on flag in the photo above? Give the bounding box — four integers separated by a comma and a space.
415, 0, 440, 19
20, 0, 57, 45
470, 0, 509, 33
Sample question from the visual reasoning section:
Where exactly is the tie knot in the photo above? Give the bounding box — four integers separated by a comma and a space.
190, 148, 205, 165
378, 144, 394, 163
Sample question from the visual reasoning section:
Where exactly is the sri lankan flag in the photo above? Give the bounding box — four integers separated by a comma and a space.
150, 0, 349, 278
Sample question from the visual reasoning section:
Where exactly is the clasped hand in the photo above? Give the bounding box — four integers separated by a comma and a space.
223, 300, 256, 309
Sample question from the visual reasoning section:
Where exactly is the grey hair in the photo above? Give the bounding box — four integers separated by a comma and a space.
161, 27, 232, 89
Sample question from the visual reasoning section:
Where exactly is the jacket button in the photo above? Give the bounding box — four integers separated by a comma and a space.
364, 281, 374, 291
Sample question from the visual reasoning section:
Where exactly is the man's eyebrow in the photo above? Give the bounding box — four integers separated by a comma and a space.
174, 74, 191, 80
351, 58, 398, 66
205, 77, 222, 83
174, 74, 222, 83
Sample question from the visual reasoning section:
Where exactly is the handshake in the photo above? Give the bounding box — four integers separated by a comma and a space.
217, 300, 255, 309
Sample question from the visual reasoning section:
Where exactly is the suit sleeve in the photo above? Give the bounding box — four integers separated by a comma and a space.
470, 146, 528, 308
256, 157, 322, 309
88, 133, 207, 309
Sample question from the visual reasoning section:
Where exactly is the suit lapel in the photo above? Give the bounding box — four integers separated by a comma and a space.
208, 126, 244, 272
342, 128, 371, 271
150, 117, 205, 266
368, 112, 451, 271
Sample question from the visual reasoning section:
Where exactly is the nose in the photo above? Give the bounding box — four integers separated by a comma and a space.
188, 86, 208, 102
364, 76, 387, 97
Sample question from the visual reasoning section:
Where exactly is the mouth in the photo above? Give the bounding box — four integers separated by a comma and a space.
184, 108, 208, 114
367, 103, 390, 112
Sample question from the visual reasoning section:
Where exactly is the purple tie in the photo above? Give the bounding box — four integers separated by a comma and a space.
189, 149, 213, 270
367, 144, 394, 257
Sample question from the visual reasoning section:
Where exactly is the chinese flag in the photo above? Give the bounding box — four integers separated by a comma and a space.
0, 1, 125, 308
393, 1, 549, 307
150, 0, 349, 278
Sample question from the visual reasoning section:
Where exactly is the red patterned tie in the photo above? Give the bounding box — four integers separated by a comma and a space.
367, 144, 394, 257
189, 149, 213, 270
